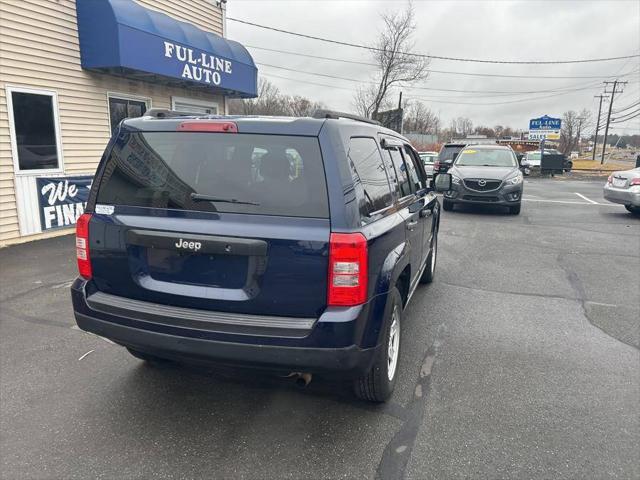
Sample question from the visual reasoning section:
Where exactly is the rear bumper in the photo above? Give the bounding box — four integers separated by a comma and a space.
603, 185, 640, 206
71, 280, 379, 376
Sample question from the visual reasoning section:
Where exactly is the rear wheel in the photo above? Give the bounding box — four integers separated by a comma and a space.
126, 347, 171, 364
509, 203, 521, 215
442, 199, 454, 211
625, 205, 640, 215
354, 287, 402, 402
420, 230, 438, 284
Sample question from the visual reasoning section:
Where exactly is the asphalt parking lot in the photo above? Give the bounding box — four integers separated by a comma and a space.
1, 177, 638, 479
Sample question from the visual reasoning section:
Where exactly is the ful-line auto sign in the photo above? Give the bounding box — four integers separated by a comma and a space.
529, 115, 562, 131
163, 41, 233, 86
529, 115, 562, 141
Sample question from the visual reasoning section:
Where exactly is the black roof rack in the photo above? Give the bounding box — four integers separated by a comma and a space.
145, 108, 207, 119
312, 109, 380, 126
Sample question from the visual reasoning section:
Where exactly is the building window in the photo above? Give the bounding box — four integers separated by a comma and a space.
172, 96, 218, 114
108, 94, 150, 132
6, 87, 63, 173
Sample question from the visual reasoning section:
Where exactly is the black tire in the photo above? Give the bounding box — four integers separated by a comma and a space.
625, 205, 640, 215
126, 347, 170, 364
420, 229, 438, 284
509, 203, 521, 215
442, 199, 454, 211
354, 287, 402, 402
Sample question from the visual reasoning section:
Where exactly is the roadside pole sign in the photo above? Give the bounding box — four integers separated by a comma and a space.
529, 115, 561, 141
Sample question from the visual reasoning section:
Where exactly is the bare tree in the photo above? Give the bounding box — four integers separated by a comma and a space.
456, 117, 473, 137
228, 79, 289, 116
560, 110, 579, 154
353, 3, 428, 118
575, 109, 592, 153
228, 79, 325, 117
474, 126, 496, 138
403, 101, 440, 134
287, 95, 325, 117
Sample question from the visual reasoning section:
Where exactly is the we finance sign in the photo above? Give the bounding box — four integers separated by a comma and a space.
36, 176, 92, 231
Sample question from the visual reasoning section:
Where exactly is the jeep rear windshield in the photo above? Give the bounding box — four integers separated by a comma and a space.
96, 132, 329, 218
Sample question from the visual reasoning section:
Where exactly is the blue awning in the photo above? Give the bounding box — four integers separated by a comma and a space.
76, 0, 257, 98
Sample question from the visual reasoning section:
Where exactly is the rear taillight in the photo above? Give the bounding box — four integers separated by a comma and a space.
630, 178, 640, 186
607, 175, 613, 184
76, 213, 92, 279
177, 121, 238, 132
434, 160, 441, 171
328, 233, 368, 306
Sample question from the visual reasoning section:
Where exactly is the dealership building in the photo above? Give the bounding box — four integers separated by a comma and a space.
0, 0, 257, 246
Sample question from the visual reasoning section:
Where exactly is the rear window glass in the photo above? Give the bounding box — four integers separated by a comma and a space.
439, 145, 464, 162
96, 132, 329, 218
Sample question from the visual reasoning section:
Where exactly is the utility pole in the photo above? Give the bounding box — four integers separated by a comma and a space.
592, 94, 608, 161
601, 80, 627, 164
576, 115, 585, 154
398, 91, 403, 134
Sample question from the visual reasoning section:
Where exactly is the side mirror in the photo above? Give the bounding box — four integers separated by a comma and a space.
434, 173, 452, 192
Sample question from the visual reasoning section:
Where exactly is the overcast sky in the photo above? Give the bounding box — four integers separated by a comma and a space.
227, 0, 640, 134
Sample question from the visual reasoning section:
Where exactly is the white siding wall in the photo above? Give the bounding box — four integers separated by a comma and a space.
0, 0, 225, 246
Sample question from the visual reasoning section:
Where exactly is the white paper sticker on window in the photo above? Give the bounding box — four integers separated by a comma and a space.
95, 204, 114, 215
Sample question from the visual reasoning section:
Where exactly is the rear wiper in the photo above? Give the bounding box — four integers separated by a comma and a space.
190, 193, 260, 206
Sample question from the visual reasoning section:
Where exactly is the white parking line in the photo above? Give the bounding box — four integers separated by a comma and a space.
574, 192, 599, 204
522, 198, 618, 206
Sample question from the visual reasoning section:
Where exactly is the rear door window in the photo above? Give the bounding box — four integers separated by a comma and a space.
348, 137, 393, 217
387, 147, 411, 198
403, 146, 425, 192
96, 132, 329, 218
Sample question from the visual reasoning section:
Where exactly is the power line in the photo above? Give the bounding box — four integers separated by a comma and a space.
257, 62, 603, 95
406, 86, 602, 106
247, 44, 640, 80
260, 70, 603, 106
612, 108, 640, 123
261, 71, 355, 92
613, 99, 640, 114
229, 17, 640, 65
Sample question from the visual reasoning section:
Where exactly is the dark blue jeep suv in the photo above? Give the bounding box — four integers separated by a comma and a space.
71, 110, 442, 402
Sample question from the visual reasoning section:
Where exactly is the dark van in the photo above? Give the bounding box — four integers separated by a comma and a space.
71, 110, 444, 402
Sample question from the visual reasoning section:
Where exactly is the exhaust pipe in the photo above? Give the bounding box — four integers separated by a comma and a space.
284, 372, 313, 388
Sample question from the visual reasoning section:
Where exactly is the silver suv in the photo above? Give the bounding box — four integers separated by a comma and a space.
441, 144, 523, 215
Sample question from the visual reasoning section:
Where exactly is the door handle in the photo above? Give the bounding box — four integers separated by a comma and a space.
406, 220, 418, 231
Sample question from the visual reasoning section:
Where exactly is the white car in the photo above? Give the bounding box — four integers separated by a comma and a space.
603, 167, 640, 214
521, 149, 563, 175
419, 151, 438, 177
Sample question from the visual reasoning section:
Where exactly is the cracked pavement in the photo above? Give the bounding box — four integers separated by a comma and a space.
1, 178, 638, 479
